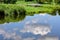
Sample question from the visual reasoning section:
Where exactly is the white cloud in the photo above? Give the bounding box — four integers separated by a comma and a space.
20, 24, 51, 36
45, 36, 59, 40
0, 29, 34, 40
31, 19, 39, 23
0, 28, 35, 40
37, 36, 59, 40
0, 29, 21, 40
0, 28, 59, 40
39, 13, 47, 16
23, 37, 34, 40
25, 21, 30, 25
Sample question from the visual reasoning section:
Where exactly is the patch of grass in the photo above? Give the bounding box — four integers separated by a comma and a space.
25, 6, 54, 15
24, 4, 60, 15
0, 4, 26, 24
16, 1, 37, 5
0, 4, 26, 15
0, 4, 60, 16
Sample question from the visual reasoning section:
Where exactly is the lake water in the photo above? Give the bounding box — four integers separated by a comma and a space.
0, 13, 60, 40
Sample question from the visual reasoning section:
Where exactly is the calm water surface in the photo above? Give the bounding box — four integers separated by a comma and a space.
0, 13, 60, 40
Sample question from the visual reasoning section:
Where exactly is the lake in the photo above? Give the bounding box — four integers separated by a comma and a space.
0, 13, 60, 40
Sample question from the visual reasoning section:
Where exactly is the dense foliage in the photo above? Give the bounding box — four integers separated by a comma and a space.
0, 0, 60, 4
0, 0, 17, 4
25, 0, 33, 2
17, 0, 60, 4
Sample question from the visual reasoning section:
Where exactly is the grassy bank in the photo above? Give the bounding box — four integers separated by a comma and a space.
16, 1, 37, 5
0, 4, 60, 16
0, 3, 60, 24
25, 4, 60, 15
0, 4, 26, 15
0, 4, 26, 24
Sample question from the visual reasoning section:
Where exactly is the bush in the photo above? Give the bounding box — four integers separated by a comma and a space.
0, 0, 17, 4
25, 0, 33, 2
0, 4, 26, 23
58, 1, 60, 4
36, 0, 44, 4
0, 4, 26, 15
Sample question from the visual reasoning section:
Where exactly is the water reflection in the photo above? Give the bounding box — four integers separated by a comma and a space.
0, 13, 60, 40
0, 13, 26, 24
0, 29, 21, 40
0, 29, 59, 40
20, 23, 51, 36
0, 10, 5, 24
0, 9, 60, 24
58, 9, 60, 15
37, 36, 59, 40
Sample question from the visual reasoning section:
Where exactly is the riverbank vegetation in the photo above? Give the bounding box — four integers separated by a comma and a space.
0, 0, 60, 23
0, 0, 60, 16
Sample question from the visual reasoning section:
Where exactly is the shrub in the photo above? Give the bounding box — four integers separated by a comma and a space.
0, 4, 26, 15
25, 0, 33, 2
0, 0, 17, 4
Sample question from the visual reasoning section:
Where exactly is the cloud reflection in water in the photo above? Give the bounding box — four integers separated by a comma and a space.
20, 23, 51, 36
0, 29, 21, 40
0, 13, 59, 40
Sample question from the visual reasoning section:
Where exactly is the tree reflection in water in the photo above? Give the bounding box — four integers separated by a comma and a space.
0, 10, 26, 24
0, 9, 60, 24
0, 10, 5, 24
58, 9, 60, 15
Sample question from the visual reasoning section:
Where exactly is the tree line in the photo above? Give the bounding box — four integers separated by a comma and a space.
0, 0, 60, 4
0, 0, 17, 4
25, 0, 60, 4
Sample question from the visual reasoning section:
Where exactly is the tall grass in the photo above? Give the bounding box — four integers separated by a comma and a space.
0, 4, 26, 15
0, 4, 60, 16
0, 4, 26, 24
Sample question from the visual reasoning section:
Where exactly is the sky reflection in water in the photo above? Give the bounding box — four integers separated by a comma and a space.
0, 13, 60, 40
